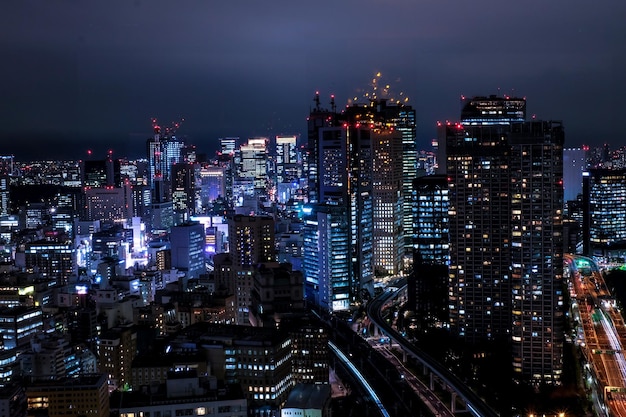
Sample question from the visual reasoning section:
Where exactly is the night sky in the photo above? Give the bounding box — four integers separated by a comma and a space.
1, 0, 625, 161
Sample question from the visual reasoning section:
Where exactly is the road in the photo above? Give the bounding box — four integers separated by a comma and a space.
566, 255, 626, 416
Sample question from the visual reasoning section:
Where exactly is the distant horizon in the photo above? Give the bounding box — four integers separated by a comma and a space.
0, 129, 610, 164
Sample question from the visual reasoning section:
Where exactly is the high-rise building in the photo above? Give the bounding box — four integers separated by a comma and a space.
19, 240, 76, 285
0, 306, 43, 350
147, 122, 185, 203
228, 214, 275, 324
317, 124, 375, 298
439, 98, 565, 385
275, 135, 300, 204
235, 137, 269, 203
171, 162, 200, 222
509, 121, 564, 385
441, 122, 513, 342
219, 137, 238, 156
303, 99, 383, 310
170, 221, 205, 279
372, 129, 403, 275
409, 175, 449, 329
228, 215, 275, 267
302, 205, 351, 311
275, 135, 299, 183
84, 186, 133, 224
306, 92, 338, 204
98, 326, 137, 391
343, 99, 418, 261
582, 168, 626, 256
81, 158, 121, 188
0, 156, 15, 217
199, 164, 226, 207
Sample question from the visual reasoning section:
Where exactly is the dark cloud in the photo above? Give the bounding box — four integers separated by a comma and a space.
1, 0, 625, 160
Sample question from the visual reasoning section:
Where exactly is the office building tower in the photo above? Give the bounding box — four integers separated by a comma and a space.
228, 214, 275, 267
302, 118, 376, 310
19, 240, 76, 285
219, 137, 238, 156
563, 147, 588, 203
320, 125, 375, 298
0, 176, 8, 218
235, 137, 269, 202
0, 156, 15, 218
171, 162, 200, 222
583, 168, 626, 256
343, 99, 418, 261
306, 92, 338, 204
170, 221, 205, 279
287, 318, 329, 385
302, 205, 351, 311
131, 184, 151, 220
228, 214, 275, 324
372, 129, 404, 275
81, 158, 121, 188
0, 306, 43, 351
147, 121, 185, 203
84, 185, 133, 224
440, 100, 565, 385
409, 175, 449, 329
275, 135, 300, 204
199, 164, 226, 207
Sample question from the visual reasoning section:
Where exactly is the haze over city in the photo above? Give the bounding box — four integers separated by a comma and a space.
2, 0, 625, 160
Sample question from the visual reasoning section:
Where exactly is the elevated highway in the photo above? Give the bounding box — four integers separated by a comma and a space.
367, 281, 500, 417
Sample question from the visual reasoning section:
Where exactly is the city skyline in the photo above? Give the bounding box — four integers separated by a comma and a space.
2, 0, 625, 161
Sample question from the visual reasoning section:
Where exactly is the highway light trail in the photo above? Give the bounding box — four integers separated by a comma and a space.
599, 309, 626, 383
329, 341, 391, 417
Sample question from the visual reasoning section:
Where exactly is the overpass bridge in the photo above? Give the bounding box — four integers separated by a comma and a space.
367, 281, 500, 417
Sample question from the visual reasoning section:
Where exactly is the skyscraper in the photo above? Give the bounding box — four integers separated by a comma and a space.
0, 156, 15, 217
171, 162, 200, 222
440, 96, 565, 385
372, 129, 403, 275
409, 174, 449, 329
81, 158, 121, 188
302, 205, 351, 311
441, 122, 512, 342
582, 168, 626, 256
509, 121, 564, 385
275, 135, 300, 204
318, 125, 374, 299
344, 99, 418, 261
170, 221, 205, 279
228, 214, 275, 324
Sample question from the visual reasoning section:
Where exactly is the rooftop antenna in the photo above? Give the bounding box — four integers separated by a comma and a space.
330, 94, 336, 113
313, 91, 321, 111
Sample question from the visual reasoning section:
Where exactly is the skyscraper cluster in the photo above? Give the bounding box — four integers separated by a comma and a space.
2, 87, 626, 417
